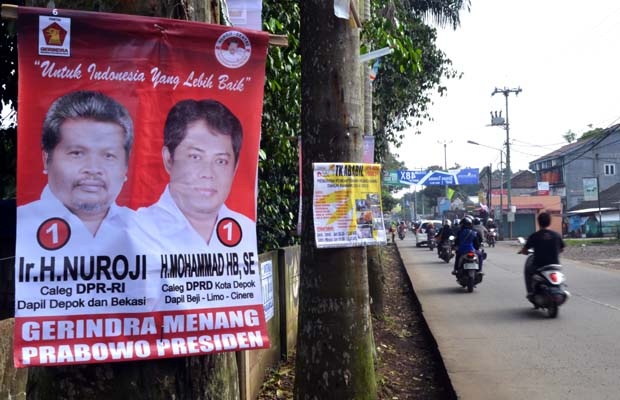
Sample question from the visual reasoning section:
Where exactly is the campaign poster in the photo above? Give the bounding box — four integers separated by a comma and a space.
313, 163, 386, 248
14, 7, 270, 367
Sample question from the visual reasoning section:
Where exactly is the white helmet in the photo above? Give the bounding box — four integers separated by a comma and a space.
444, 219, 451, 226
487, 218, 493, 223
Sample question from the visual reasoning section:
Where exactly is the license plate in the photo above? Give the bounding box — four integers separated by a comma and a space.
463, 263, 479, 270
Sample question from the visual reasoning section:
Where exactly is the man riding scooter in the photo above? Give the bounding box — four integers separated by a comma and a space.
452, 216, 482, 275
518, 211, 565, 299
397, 221, 407, 240
435, 219, 453, 258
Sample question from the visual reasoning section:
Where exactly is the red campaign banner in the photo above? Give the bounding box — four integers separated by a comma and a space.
14, 6, 270, 367
14, 305, 267, 366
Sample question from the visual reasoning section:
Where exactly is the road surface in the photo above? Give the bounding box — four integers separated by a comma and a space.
398, 236, 620, 400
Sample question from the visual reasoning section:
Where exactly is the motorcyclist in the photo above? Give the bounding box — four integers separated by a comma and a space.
452, 216, 482, 275
472, 218, 488, 268
435, 219, 453, 257
486, 218, 497, 230
389, 221, 397, 242
472, 218, 488, 242
518, 211, 565, 299
426, 223, 436, 248
398, 221, 407, 238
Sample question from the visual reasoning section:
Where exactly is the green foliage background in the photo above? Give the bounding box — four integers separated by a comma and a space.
258, 1, 301, 252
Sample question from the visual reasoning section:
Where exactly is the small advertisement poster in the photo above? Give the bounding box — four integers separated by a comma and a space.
260, 260, 274, 321
14, 7, 270, 367
313, 163, 386, 248
583, 177, 599, 201
537, 181, 550, 196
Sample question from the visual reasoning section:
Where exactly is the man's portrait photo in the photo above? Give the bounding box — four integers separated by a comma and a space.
136, 99, 256, 252
17, 90, 135, 251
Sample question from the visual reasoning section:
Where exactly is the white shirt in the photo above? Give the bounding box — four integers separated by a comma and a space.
15, 185, 148, 317
17, 185, 136, 256
135, 186, 257, 254
134, 186, 261, 311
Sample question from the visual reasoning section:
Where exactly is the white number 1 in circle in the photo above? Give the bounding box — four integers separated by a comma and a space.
223, 221, 233, 242
45, 222, 59, 244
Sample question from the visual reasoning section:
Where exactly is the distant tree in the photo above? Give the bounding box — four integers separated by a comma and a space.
365, 1, 464, 160
381, 188, 399, 212
563, 129, 576, 143
579, 127, 604, 141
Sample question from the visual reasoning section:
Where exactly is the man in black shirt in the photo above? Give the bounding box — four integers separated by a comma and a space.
519, 212, 565, 296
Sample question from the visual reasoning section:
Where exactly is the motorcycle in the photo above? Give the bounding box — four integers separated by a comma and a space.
518, 237, 570, 318
398, 225, 406, 240
487, 228, 497, 247
454, 250, 483, 293
438, 236, 454, 263
427, 230, 436, 251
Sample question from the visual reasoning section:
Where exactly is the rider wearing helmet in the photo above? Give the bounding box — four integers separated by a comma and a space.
435, 219, 453, 257
472, 218, 488, 269
486, 218, 497, 230
452, 216, 482, 274
472, 218, 488, 243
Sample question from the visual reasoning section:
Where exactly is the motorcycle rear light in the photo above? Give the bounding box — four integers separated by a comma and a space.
549, 272, 559, 283
466, 252, 475, 257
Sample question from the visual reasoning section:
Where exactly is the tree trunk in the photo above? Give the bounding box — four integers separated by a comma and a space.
359, 0, 385, 319
367, 246, 384, 318
22, 1, 239, 399
295, 2, 376, 399
27, 353, 239, 400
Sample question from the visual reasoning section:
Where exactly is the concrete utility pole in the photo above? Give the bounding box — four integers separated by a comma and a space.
491, 86, 521, 238
438, 140, 452, 200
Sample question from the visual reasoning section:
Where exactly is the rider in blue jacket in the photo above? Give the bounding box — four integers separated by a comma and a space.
452, 216, 482, 274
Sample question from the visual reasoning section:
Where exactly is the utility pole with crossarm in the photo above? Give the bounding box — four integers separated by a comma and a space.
491, 86, 521, 239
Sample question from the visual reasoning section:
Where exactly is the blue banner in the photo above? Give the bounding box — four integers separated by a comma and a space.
392, 168, 479, 186
397, 170, 427, 184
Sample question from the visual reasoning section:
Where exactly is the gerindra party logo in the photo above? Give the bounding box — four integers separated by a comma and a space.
43, 22, 66, 45
215, 31, 251, 69
38, 15, 71, 57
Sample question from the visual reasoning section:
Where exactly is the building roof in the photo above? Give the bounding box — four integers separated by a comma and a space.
510, 170, 536, 189
485, 170, 535, 189
567, 182, 620, 212
529, 124, 620, 164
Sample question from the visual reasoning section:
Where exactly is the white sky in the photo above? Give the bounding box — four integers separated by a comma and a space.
392, 0, 620, 174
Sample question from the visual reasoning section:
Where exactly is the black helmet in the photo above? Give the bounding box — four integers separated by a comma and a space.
473, 218, 481, 225
460, 216, 473, 228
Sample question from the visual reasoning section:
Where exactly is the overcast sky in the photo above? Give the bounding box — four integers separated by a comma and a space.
392, 0, 620, 175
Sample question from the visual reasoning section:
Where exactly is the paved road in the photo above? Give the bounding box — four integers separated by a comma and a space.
398, 235, 620, 400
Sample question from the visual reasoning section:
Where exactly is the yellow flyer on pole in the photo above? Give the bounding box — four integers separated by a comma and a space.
313, 163, 387, 248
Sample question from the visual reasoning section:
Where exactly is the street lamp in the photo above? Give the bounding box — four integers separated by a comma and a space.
467, 140, 505, 237
491, 86, 522, 239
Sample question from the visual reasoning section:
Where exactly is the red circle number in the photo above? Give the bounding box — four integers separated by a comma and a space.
216, 218, 242, 247
37, 218, 71, 250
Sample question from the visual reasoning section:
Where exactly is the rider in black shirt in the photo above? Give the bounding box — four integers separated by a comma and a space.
519, 212, 565, 296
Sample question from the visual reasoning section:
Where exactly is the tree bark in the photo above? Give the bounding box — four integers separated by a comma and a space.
367, 246, 384, 318
295, 2, 376, 399
359, 0, 385, 319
